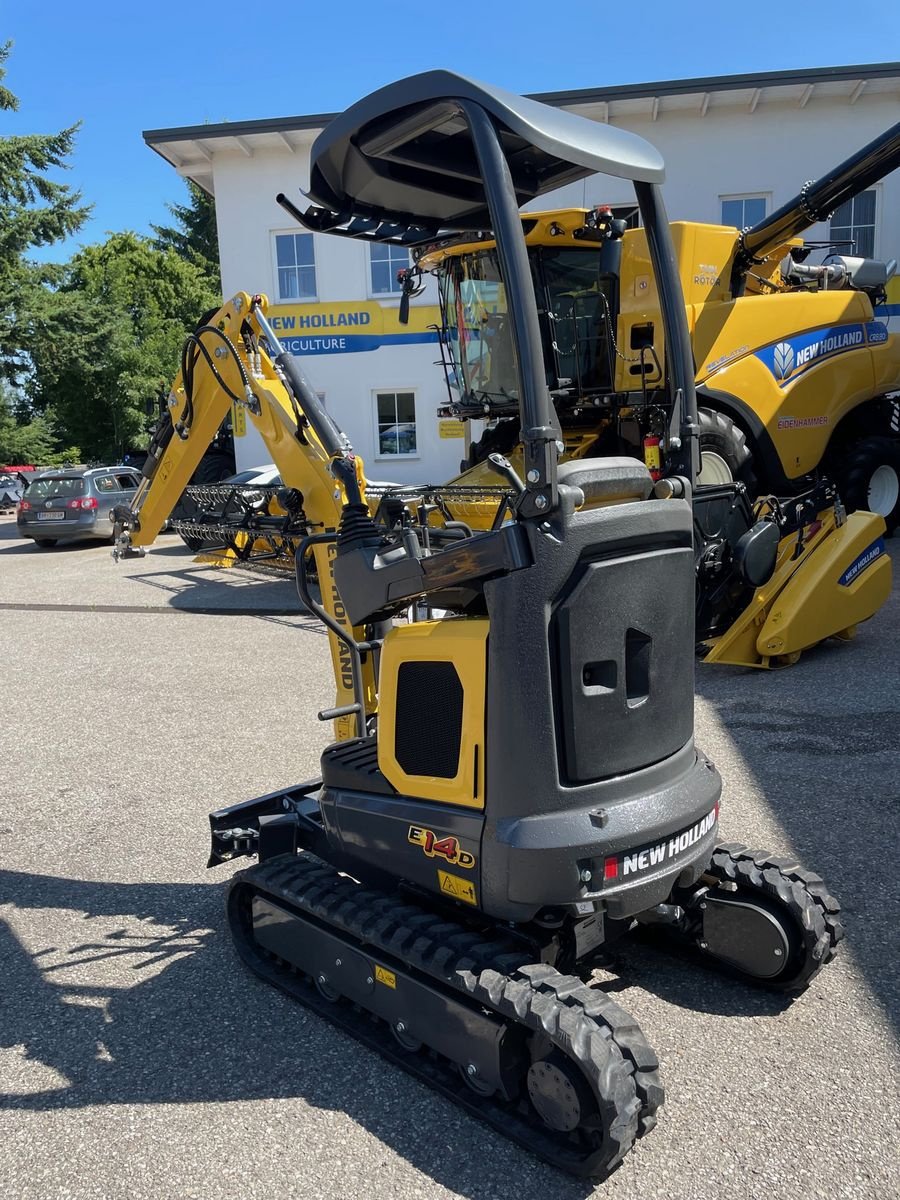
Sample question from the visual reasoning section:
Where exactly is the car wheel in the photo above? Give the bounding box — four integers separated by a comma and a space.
836, 435, 900, 534
34, 539, 58, 548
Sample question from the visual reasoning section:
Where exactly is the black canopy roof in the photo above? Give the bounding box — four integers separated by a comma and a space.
303, 70, 665, 232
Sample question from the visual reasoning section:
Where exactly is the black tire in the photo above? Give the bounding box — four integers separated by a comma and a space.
835, 435, 900, 534
704, 844, 844, 993
177, 452, 234, 551
696, 406, 756, 491
34, 538, 57, 548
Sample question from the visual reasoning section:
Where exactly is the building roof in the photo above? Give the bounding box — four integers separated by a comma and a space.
144, 61, 900, 194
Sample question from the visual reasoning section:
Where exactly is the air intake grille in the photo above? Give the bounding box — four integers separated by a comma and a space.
395, 661, 463, 779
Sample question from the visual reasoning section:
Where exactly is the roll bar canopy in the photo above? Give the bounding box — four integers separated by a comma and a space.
302, 70, 665, 231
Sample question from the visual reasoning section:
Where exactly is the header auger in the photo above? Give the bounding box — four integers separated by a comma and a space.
116, 73, 847, 1179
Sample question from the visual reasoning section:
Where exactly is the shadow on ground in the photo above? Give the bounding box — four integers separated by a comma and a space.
1, 867, 599, 1200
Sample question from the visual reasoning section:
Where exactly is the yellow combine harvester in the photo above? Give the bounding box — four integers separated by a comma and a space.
400, 123, 900, 539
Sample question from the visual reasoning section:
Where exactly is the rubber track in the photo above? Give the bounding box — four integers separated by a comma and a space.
709, 843, 844, 991
227, 853, 663, 1178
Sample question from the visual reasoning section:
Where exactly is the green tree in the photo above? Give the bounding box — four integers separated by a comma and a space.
0, 41, 90, 381
152, 180, 220, 289
26, 232, 219, 461
0, 384, 79, 465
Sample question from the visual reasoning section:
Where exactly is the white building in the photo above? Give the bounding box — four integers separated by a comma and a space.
144, 62, 900, 478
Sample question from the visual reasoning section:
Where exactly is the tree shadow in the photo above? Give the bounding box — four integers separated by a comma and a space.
0, 868, 591, 1200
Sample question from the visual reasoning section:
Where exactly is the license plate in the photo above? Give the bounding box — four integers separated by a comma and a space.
37, 511, 66, 520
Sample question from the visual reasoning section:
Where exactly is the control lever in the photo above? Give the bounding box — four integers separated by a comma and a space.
486, 453, 525, 494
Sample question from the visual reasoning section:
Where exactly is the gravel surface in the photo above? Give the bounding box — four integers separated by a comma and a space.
1, 515, 898, 1200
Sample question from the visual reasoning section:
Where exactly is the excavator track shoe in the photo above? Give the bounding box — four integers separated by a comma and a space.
699, 844, 844, 991
226, 853, 663, 1179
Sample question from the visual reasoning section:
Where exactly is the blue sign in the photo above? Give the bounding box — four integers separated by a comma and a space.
838, 536, 886, 587
754, 321, 888, 388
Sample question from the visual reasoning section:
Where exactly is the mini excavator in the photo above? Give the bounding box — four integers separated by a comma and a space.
115, 74, 850, 1178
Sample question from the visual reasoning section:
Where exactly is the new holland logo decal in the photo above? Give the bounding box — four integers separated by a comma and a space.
756, 322, 888, 389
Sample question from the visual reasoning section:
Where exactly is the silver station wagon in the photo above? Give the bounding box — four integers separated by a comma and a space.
17, 466, 142, 548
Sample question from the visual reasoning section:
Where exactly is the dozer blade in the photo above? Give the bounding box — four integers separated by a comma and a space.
227, 853, 663, 1180
703, 509, 890, 668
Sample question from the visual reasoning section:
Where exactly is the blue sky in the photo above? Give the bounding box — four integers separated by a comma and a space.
5, 1, 900, 260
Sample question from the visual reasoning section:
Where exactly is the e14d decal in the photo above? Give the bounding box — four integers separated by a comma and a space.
408, 826, 476, 869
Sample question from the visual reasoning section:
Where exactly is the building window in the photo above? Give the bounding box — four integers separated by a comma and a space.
830, 190, 876, 258
275, 232, 316, 301
376, 390, 417, 456
370, 243, 410, 295
720, 195, 767, 229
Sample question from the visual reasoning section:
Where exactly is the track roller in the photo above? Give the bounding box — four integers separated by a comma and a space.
695, 844, 844, 991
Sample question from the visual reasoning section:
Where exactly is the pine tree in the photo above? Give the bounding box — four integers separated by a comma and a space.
152, 180, 220, 290
0, 41, 90, 381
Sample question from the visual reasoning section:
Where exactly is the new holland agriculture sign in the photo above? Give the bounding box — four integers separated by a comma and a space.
268, 300, 441, 356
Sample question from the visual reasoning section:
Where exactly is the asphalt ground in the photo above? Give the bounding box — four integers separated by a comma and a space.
0, 514, 898, 1200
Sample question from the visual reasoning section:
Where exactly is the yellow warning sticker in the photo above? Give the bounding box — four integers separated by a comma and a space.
374, 964, 396, 989
438, 870, 477, 905
439, 419, 465, 439
232, 402, 247, 438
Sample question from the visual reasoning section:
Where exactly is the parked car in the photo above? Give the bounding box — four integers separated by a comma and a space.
17, 466, 142, 548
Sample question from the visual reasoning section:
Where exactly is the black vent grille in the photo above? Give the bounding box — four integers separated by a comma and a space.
395, 661, 463, 779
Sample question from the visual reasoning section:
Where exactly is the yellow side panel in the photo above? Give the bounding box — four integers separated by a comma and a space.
693, 291, 880, 478
378, 619, 488, 810
704, 510, 890, 668
757, 512, 891, 658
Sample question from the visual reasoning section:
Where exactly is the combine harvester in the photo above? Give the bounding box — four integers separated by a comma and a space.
114, 73, 881, 1178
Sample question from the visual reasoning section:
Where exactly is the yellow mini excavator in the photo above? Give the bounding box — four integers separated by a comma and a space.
115, 73, 853, 1179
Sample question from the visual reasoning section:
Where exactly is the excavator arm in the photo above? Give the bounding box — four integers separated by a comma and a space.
113, 291, 375, 739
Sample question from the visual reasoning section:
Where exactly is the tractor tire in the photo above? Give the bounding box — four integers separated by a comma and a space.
177, 452, 234, 552
696, 407, 756, 491
835, 435, 900, 535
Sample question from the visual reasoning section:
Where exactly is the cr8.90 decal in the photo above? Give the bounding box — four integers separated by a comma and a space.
407, 826, 476, 869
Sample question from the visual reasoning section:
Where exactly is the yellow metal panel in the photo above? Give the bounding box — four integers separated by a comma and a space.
756, 512, 891, 659
378, 619, 488, 809
703, 509, 890, 668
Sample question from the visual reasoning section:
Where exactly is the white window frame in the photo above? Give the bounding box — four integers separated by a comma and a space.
829, 186, 879, 259
373, 388, 419, 461
718, 192, 771, 230
368, 242, 410, 298
271, 230, 318, 304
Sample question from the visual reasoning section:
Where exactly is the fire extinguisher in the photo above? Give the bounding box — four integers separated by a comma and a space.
643, 435, 662, 481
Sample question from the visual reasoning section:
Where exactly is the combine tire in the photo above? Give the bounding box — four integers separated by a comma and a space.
697, 407, 756, 490
836, 436, 900, 534
702, 844, 844, 992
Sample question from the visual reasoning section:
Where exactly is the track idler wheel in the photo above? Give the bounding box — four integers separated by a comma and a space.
527, 1050, 598, 1133
698, 844, 844, 991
